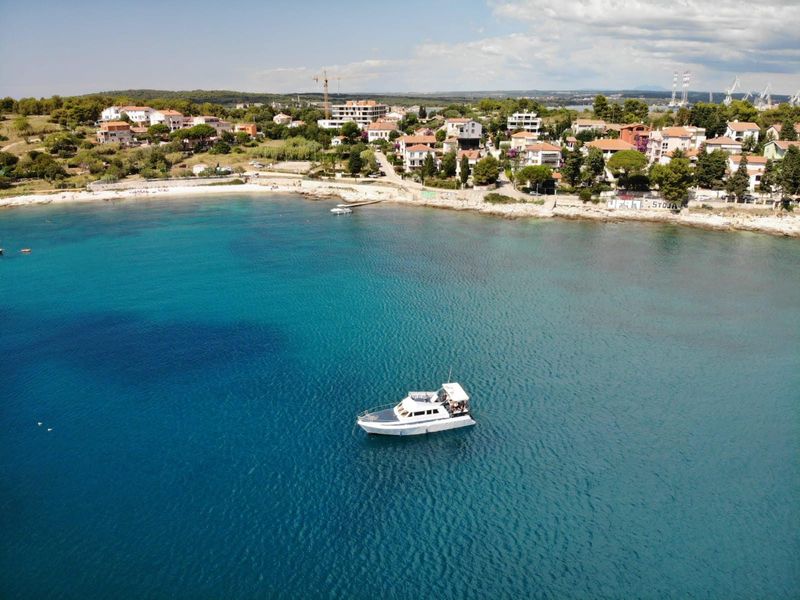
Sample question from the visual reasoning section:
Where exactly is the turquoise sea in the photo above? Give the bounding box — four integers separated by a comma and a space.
1, 194, 799, 599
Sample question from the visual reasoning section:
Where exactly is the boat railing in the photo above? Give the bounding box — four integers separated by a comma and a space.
356, 403, 397, 419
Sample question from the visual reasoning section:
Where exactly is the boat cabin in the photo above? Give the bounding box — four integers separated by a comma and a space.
393, 383, 471, 420
438, 382, 470, 415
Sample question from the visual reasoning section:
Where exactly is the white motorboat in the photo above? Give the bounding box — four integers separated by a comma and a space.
330, 207, 352, 215
356, 382, 475, 436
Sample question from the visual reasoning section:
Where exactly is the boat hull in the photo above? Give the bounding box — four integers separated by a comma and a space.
357, 415, 476, 436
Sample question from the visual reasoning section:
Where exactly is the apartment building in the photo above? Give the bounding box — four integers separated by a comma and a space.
507, 112, 542, 136
318, 100, 389, 128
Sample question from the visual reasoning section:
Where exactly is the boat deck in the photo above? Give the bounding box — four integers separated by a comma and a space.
359, 408, 399, 423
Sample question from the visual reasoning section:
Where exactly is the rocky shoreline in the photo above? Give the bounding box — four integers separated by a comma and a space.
2, 176, 798, 238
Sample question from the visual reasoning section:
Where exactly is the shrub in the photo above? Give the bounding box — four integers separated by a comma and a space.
484, 192, 518, 204
424, 178, 460, 190
579, 188, 592, 202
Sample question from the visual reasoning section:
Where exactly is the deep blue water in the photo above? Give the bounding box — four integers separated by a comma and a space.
1, 195, 799, 599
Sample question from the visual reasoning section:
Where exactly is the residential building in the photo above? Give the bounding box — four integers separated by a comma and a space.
727, 155, 768, 192
190, 116, 233, 133
523, 143, 562, 167
331, 136, 345, 147
763, 140, 800, 160
397, 135, 436, 154
404, 144, 436, 170
564, 136, 578, 151
510, 131, 540, 152
704, 136, 742, 154
273, 113, 293, 125
619, 124, 650, 152
765, 123, 800, 141
456, 150, 481, 176
318, 100, 389, 129
149, 109, 185, 132
572, 119, 606, 134
724, 121, 760, 143
288, 120, 305, 128
96, 121, 133, 145
118, 106, 156, 125
100, 106, 124, 121
235, 102, 263, 109
585, 138, 636, 160
507, 111, 542, 136
646, 126, 706, 164
444, 118, 482, 148
235, 123, 258, 137
442, 138, 459, 154
366, 121, 398, 142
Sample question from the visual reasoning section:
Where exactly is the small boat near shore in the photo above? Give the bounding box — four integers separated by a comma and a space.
330, 207, 352, 215
356, 382, 475, 436
20, 248, 31, 254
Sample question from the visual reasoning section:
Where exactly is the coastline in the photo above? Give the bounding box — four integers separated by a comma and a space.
2, 177, 799, 238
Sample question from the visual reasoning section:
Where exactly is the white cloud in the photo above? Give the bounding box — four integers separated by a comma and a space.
252, 0, 799, 94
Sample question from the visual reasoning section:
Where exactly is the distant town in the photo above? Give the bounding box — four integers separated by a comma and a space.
1, 86, 800, 214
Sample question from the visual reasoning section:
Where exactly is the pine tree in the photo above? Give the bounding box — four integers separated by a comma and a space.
459, 155, 470, 186
422, 153, 437, 179
781, 120, 798, 141
725, 154, 750, 201
780, 145, 800, 195
562, 149, 583, 187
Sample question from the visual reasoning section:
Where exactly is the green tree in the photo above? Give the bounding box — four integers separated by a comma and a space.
725, 154, 750, 201
43, 132, 79, 158
515, 165, 552, 190
605, 103, 624, 124
422, 153, 438, 178
593, 95, 608, 119
586, 147, 606, 182
689, 103, 726, 138
606, 149, 647, 177
418, 106, 427, 119
780, 145, 800, 195
623, 99, 649, 122
694, 146, 728, 189
435, 129, 446, 143
674, 106, 691, 126
209, 140, 231, 154
649, 155, 693, 206
459, 154, 470, 185
472, 156, 499, 185
347, 150, 363, 175
340, 121, 361, 144
758, 159, 776, 194
360, 149, 378, 173
781, 119, 798, 141
562, 148, 583, 187
441, 151, 457, 178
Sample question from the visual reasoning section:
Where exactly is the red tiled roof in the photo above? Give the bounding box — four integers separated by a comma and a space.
726, 121, 759, 131
525, 143, 562, 152
406, 144, 435, 152
400, 135, 436, 144
705, 136, 740, 145
587, 139, 635, 151
366, 121, 398, 131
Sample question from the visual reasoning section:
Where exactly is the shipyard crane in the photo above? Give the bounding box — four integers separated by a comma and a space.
723, 76, 740, 106
680, 71, 691, 106
790, 90, 800, 107
668, 71, 679, 107
742, 90, 754, 102
756, 83, 772, 111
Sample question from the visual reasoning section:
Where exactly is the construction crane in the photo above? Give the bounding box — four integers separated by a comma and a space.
742, 90, 753, 102
790, 90, 800, 107
723, 76, 740, 106
312, 69, 331, 119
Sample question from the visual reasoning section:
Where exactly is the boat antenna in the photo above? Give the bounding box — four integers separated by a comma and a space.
447, 366, 452, 383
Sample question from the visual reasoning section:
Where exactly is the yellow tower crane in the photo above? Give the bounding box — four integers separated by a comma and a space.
312, 70, 331, 119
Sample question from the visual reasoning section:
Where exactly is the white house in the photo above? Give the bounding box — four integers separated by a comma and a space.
366, 121, 398, 142
585, 138, 636, 160
522, 143, 562, 167
444, 118, 482, 144
442, 138, 459, 154
273, 113, 292, 125
727, 155, 768, 192
100, 106, 123, 121
572, 119, 606, 134
704, 136, 742, 154
190, 116, 233, 133
397, 135, 436, 154
456, 150, 481, 176
510, 131, 540, 152
507, 111, 542, 136
118, 106, 156, 125
724, 121, 760, 143
765, 123, 800, 142
646, 126, 706, 164
404, 144, 436, 170
149, 109, 185, 131
331, 136, 345, 147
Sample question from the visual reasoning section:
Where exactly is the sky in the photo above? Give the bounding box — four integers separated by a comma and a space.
0, 0, 798, 97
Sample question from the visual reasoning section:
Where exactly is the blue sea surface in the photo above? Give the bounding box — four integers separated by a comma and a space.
1, 195, 799, 599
